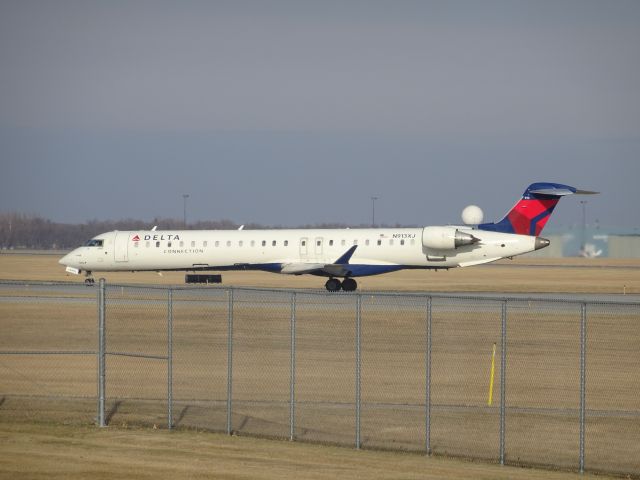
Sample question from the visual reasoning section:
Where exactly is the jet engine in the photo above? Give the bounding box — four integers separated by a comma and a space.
422, 226, 479, 250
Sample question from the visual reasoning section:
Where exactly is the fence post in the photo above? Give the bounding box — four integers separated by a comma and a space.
580, 303, 587, 473
500, 299, 507, 465
426, 295, 432, 455
226, 288, 234, 435
355, 294, 362, 449
167, 288, 173, 430
289, 292, 296, 441
97, 278, 106, 427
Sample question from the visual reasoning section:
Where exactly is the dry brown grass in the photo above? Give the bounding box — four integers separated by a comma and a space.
1, 420, 615, 480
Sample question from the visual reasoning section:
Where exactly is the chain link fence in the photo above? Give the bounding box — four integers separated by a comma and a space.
1, 280, 639, 476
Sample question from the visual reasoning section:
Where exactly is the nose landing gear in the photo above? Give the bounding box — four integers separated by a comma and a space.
84, 272, 95, 286
324, 277, 358, 292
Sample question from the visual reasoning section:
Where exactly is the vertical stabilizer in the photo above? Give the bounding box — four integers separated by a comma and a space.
478, 182, 598, 236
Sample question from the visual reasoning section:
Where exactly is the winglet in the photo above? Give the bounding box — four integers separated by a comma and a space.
334, 245, 358, 264
280, 245, 358, 276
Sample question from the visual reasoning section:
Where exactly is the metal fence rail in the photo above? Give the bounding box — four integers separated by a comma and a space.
1, 280, 639, 476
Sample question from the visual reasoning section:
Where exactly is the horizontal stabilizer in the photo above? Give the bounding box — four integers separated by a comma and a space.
528, 187, 575, 196
529, 186, 599, 196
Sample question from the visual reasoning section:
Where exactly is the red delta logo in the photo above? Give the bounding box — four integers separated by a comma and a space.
132, 235, 141, 242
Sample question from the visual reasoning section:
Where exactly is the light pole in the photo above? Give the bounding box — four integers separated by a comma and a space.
183, 194, 190, 228
371, 196, 379, 227
580, 200, 587, 254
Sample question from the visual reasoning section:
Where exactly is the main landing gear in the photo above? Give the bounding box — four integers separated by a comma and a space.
325, 277, 358, 292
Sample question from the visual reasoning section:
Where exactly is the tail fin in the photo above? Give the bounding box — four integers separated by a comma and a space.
478, 182, 598, 236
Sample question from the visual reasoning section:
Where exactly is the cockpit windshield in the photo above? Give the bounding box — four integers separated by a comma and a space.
85, 239, 104, 247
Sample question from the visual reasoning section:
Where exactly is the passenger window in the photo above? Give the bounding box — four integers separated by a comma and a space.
365, 239, 370, 246
134, 242, 139, 248
251, 240, 255, 247
411, 239, 415, 245
389, 239, 394, 246
341, 239, 346, 246
400, 239, 405, 246
146, 241, 150, 248
262, 240, 266, 247
191, 241, 195, 247
353, 240, 358, 245
329, 240, 333, 246
316, 240, 321, 246
156, 241, 160, 247
272, 240, 277, 246
215, 241, 220, 247
301, 240, 306, 246
377, 239, 382, 246
168, 241, 172, 248
239, 241, 243, 247
284, 240, 288, 246
180, 241, 184, 247
227, 241, 231, 247
203, 241, 208, 247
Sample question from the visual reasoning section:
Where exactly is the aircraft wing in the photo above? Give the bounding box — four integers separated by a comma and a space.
280, 263, 327, 275
280, 262, 353, 276
280, 245, 358, 276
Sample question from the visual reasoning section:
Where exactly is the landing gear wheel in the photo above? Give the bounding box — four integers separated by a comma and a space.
325, 278, 342, 292
84, 273, 95, 286
342, 278, 358, 292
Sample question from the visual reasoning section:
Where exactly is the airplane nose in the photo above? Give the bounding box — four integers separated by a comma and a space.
534, 237, 551, 250
59, 250, 80, 265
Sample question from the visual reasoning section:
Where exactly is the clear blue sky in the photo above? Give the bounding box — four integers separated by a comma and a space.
1, 1, 638, 230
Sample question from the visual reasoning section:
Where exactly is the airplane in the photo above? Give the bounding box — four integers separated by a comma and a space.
59, 182, 597, 291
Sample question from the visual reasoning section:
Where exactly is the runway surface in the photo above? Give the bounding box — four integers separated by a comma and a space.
1, 280, 639, 304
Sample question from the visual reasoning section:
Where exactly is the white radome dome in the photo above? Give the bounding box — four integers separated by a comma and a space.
462, 205, 484, 225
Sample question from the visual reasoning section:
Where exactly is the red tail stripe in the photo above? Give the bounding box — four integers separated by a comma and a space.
506, 199, 559, 235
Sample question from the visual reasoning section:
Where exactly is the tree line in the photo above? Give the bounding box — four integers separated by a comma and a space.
0, 213, 400, 250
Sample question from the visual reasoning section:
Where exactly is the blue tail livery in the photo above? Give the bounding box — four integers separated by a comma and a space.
478, 183, 598, 236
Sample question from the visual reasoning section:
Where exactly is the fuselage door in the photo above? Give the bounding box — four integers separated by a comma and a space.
114, 232, 129, 262
299, 237, 309, 259
314, 237, 323, 259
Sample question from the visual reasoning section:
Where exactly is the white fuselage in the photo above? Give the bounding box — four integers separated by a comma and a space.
59, 227, 542, 278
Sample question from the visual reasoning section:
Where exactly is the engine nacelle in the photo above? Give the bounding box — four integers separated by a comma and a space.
422, 226, 479, 250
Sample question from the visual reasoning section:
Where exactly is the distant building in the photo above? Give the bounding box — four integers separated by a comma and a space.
608, 235, 640, 258
522, 228, 640, 258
